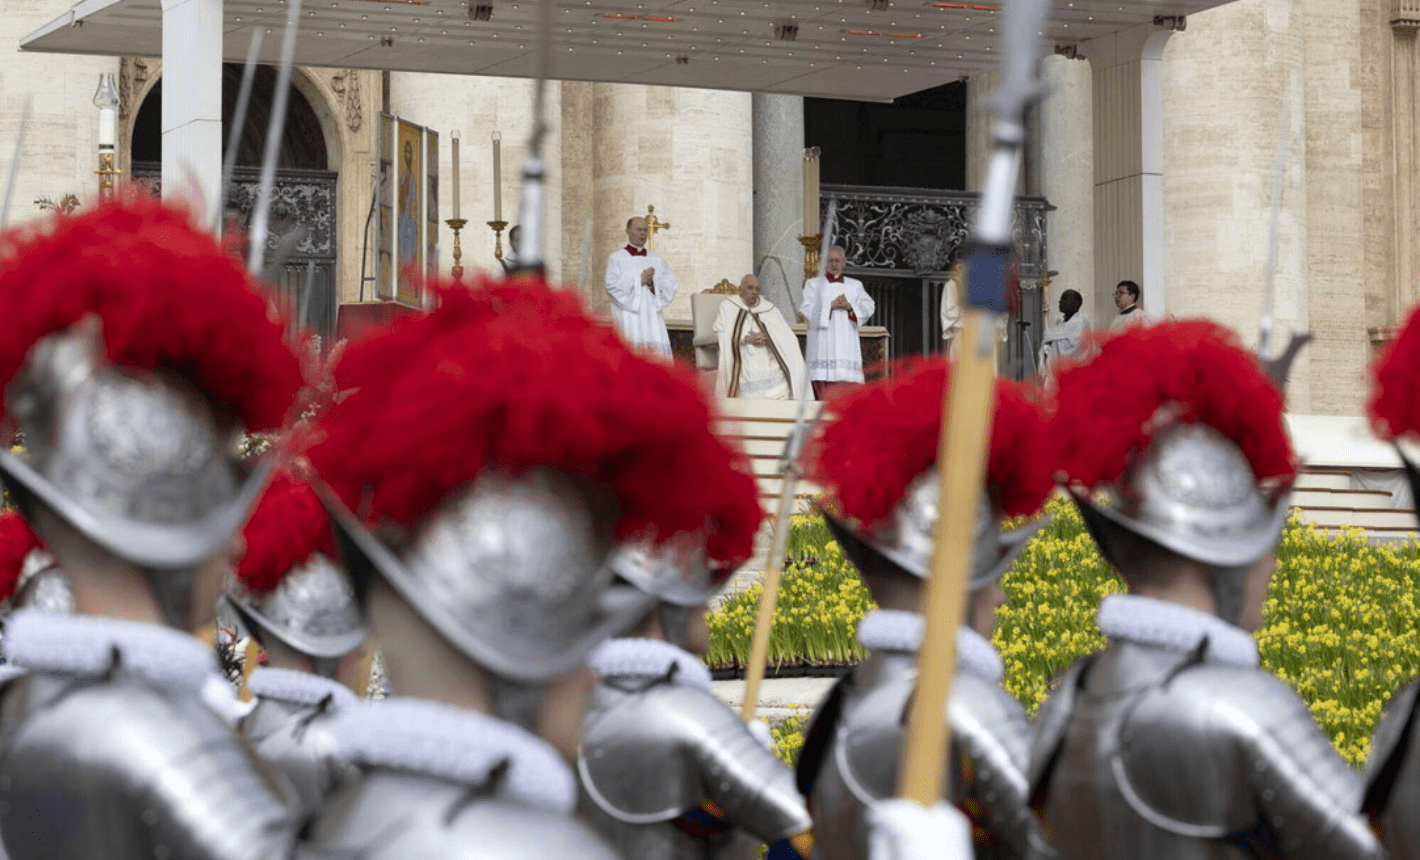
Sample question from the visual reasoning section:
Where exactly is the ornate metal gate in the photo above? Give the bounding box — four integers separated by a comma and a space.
820, 184, 1053, 378
131, 164, 339, 343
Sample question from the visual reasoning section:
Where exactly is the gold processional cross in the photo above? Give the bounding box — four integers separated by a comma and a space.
645, 205, 670, 250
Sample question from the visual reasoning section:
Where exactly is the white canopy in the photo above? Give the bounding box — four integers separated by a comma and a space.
24, 0, 1234, 101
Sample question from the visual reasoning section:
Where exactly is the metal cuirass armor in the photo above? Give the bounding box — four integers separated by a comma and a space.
798, 648, 1048, 860
1362, 677, 1420, 860
1029, 640, 1381, 860
0, 669, 295, 860
578, 676, 811, 860
241, 691, 355, 818
301, 768, 622, 860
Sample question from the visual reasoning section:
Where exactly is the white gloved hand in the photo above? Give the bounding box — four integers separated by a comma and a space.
867, 799, 973, 860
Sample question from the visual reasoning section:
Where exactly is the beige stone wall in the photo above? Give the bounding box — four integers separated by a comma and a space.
390, 73, 564, 285
0, 0, 120, 221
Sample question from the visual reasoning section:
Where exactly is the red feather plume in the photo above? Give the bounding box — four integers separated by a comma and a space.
236, 472, 337, 593
804, 357, 1054, 529
1370, 304, 1420, 441
1051, 319, 1295, 490
0, 513, 40, 603
310, 277, 763, 566
0, 193, 302, 430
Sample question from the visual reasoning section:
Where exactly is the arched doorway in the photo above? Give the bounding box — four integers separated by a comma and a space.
131, 65, 339, 340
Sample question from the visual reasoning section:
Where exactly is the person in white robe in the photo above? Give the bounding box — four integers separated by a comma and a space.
605, 216, 679, 357
1038, 288, 1090, 384
939, 254, 964, 358
800, 246, 875, 398
714, 274, 807, 401
1110, 279, 1151, 330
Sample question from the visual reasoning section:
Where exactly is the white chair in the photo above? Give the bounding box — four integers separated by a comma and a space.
690, 279, 740, 370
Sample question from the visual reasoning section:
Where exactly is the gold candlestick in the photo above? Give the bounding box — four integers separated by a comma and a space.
95, 151, 122, 201
446, 218, 468, 283
488, 219, 508, 261
799, 234, 822, 282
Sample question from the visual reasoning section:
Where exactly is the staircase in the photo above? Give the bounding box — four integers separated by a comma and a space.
711, 403, 1420, 576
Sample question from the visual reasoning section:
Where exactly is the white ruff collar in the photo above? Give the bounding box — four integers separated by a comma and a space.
854, 610, 1004, 683
248, 666, 359, 712
587, 638, 712, 690
4, 609, 219, 695
1096, 594, 1259, 668
333, 697, 577, 813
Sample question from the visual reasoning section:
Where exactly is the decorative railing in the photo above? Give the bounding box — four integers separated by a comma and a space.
819, 184, 1053, 378
131, 164, 339, 341
821, 184, 1052, 281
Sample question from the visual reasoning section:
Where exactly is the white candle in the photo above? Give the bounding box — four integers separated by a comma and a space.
492, 130, 502, 222
451, 130, 461, 219
803, 147, 820, 235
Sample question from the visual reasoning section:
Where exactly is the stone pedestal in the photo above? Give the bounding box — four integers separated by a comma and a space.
160, 0, 222, 212
752, 93, 805, 315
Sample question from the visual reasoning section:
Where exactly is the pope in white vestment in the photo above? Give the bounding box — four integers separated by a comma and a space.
714, 275, 807, 400
801, 246, 875, 385
605, 216, 679, 357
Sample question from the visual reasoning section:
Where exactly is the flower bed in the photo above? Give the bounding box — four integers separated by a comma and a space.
710, 497, 1420, 766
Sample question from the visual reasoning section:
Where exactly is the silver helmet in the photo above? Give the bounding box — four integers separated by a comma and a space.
0, 317, 268, 572
226, 552, 368, 660
327, 467, 651, 684
824, 470, 1046, 592
607, 538, 727, 607
1072, 421, 1291, 572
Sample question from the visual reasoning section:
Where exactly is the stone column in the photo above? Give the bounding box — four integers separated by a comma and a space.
1162, 0, 1312, 409
1038, 54, 1095, 318
751, 93, 804, 315
160, 0, 222, 211
590, 84, 753, 323
1391, 2, 1420, 318
1081, 21, 1177, 324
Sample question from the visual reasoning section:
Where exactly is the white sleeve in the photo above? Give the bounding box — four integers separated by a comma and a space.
851, 283, 875, 327
604, 253, 643, 313
800, 280, 824, 329
655, 259, 679, 311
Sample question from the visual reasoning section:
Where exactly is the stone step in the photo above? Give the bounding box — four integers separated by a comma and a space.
1290, 487, 1397, 510
1295, 469, 1353, 491
710, 676, 838, 725
1296, 506, 1419, 530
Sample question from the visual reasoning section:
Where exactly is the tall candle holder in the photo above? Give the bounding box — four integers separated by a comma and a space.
446, 218, 468, 283
488, 219, 509, 261
799, 234, 822, 282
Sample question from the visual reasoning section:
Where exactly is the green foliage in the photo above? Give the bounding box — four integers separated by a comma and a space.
705, 514, 874, 670
771, 712, 810, 766
707, 496, 1420, 767
993, 497, 1121, 711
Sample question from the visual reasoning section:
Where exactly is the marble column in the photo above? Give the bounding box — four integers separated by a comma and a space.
1082, 21, 1176, 324
160, 0, 222, 212
590, 83, 753, 324
1161, 0, 1313, 410
1039, 55, 1095, 319
751, 93, 805, 315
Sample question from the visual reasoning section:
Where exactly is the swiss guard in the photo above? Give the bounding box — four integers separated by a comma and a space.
795, 357, 1056, 860
1361, 304, 1420, 860
579, 508, 815, 857
227, 471, 369, 817
299, 277, 752, 858
1029, 320, 1381, 860
0, 196, 303, 859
